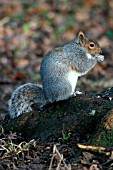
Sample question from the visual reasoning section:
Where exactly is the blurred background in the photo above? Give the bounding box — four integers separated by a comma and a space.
0, 0, 113, 116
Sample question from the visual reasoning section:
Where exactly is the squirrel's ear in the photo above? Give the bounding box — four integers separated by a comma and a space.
78, 31, 85, 46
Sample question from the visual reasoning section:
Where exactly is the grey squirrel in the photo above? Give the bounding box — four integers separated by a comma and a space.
9, 31, 104, 118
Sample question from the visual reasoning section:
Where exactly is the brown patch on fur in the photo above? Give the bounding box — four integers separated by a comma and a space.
70, 64, 82, 73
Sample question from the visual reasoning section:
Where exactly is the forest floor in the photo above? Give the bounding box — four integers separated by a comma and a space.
1, 1, 113, 169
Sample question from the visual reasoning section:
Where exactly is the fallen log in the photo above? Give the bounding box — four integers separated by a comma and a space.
2, 89, 113, 146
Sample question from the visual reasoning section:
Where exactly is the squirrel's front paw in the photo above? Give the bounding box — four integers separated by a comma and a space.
97, 54, 104, 62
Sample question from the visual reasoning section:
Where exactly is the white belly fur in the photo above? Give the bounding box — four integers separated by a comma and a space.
68, 71, 78, 94
86, 53, 92, 59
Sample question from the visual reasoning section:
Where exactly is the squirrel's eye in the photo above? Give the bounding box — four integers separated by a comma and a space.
89, 42, 95, 49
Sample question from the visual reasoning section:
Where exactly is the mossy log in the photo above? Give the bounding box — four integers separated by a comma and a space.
2, 92, 113, 146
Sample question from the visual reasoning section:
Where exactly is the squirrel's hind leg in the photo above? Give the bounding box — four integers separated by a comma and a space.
43, 76, 76, 103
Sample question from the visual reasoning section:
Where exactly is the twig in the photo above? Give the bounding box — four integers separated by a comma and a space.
0, 145, 9, 152
77, 143, 106, 152
48, 144, 71, 170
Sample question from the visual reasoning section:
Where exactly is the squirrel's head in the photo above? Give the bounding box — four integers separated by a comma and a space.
78, 31, 102, 54
78, 31, 104, 62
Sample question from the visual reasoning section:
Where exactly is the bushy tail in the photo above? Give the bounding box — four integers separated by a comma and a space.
9, 83, 47, 119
